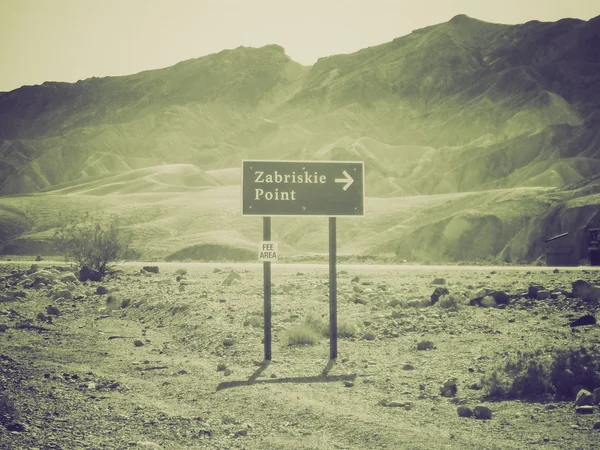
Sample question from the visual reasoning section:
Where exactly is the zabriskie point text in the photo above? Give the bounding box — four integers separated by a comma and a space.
254, 170, 326, 201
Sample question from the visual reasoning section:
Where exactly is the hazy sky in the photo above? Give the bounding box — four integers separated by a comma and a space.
1, 0, 598, 92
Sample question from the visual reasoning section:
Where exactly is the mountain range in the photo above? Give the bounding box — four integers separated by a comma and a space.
1, 14, 599, 263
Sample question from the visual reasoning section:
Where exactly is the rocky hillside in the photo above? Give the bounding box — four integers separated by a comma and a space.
1, 14, 600, 262
1, 15, 599, 197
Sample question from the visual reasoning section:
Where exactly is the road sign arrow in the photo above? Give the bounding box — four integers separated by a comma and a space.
335, 170, 354, 191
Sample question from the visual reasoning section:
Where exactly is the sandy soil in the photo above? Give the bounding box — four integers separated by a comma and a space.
1, 262, 600, 449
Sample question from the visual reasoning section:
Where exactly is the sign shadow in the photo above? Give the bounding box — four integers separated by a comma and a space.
216, 359, 356, 391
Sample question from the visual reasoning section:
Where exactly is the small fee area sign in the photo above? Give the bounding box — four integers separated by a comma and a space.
242, 160, 364, 216
259, 241, 278, 261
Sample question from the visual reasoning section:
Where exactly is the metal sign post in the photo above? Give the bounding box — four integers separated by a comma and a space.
242, 160, 365, 361
263, 217, 272, 361
329, 217, 337, 360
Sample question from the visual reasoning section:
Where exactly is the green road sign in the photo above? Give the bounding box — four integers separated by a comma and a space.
242, 160, 364, 216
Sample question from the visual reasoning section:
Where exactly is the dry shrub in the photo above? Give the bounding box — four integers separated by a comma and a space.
324, 316, 361, 338
303, 310, 327, 335
482, 344, 600, 400
248, 315, 263, 328
105, 295, 121, 311
283, 323, 320, 346
437, 295, 461, 310
53, 212, 131, 275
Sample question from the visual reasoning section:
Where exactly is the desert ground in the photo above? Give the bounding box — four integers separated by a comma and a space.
1, 260, 600, 449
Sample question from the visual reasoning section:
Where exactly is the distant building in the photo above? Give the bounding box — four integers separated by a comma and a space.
545, 232, 581, 266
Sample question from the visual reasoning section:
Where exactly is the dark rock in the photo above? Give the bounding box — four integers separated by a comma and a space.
575, 406, 594, 414
474, 405, 493, 420
234, 429, 248, 438
6, 422, 25, 432
440, 379, 457, 397
223, 338, 234, 347
133, 340, 144, 347
417, 340, 435, 351
431, 287, 449, 304
79, 266, 103, 282
469, 297, 483, 307
142, 266, 160, 274
363, 332, 376, 341
489, 291, 510, 305
96, 286, 108, 295
457, 406, 473, 418
528, 285, 544, 299
0, 295, 14, 303
570, 315, 596, 327
572, 280, 600, 302
402, 364, 415, 370
46, 305, 60, 316
593, 388, 600, 405
432, 278, 446, 285
593, 422, 600, 430
575, 389, 593, 406
536, 290, 551, 300
217, 363, 226, 372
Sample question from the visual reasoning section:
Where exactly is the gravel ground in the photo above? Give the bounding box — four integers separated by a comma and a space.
1, 262, 600, 449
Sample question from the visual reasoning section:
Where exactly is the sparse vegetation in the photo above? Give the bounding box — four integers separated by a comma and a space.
247, 315, 263, 328
53, 212, 131, 275
324, 315, 361, 338
437, 294, 465, 310
302, 310, 327, 335
282, 323, 320, 346
284, 310, 360, 344
481, 344, 600, 400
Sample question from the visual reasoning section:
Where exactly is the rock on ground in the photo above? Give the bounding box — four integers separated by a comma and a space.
474, 406, 493, 420
575, 389, 593, 407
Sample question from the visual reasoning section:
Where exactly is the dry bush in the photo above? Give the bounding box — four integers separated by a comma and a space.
323, 316, 361, 338
53, 212, 131, 274
437, 295, 465, 310
303, 310, 327, 335
481, 344, 600, 400
247, 315, 263, 328
282, 323, 320, 346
